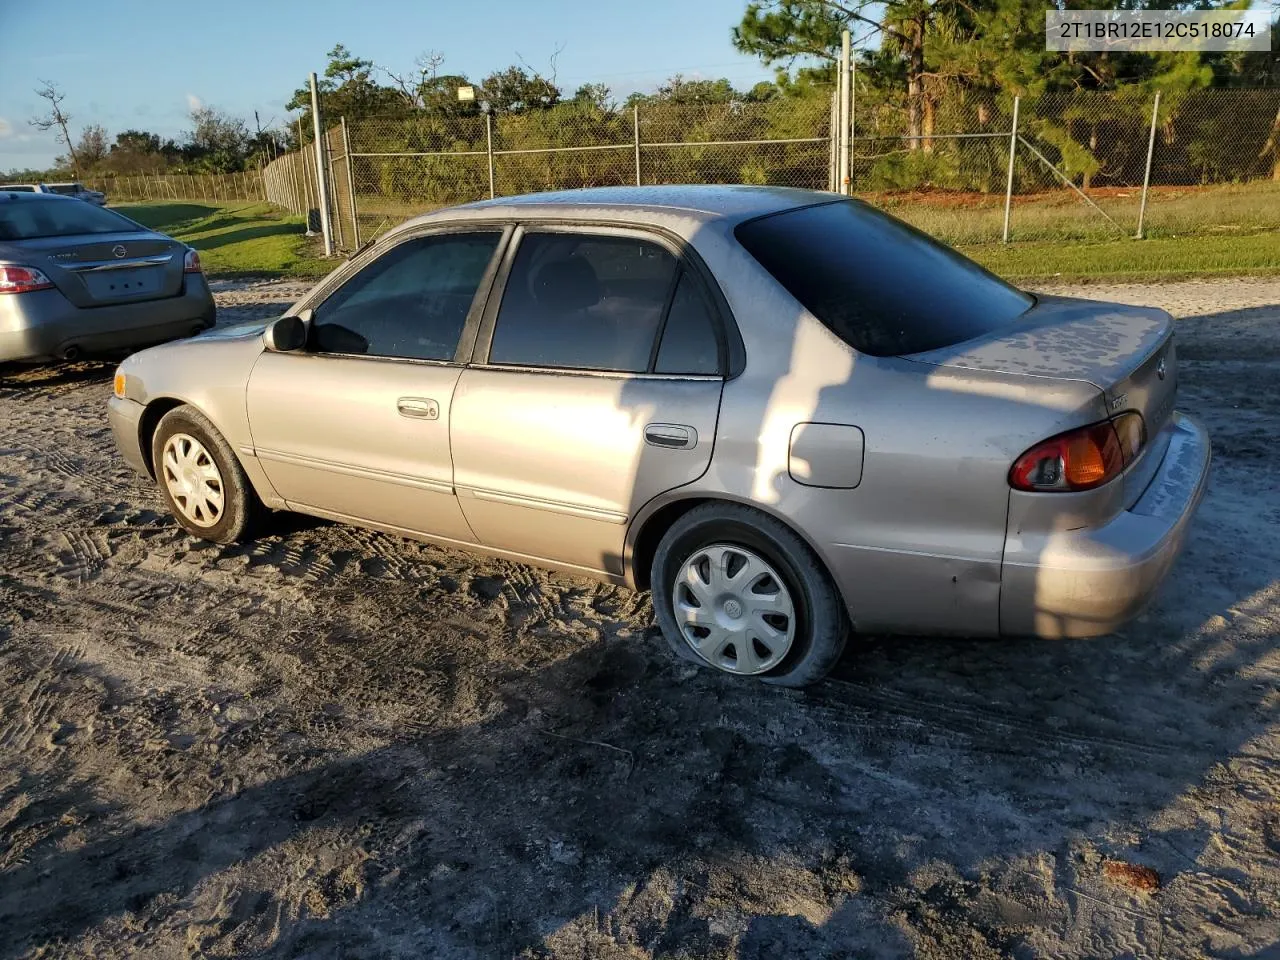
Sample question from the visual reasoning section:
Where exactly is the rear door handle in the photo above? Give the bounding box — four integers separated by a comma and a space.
644, 423, 697, 449
397, 397, 439, 420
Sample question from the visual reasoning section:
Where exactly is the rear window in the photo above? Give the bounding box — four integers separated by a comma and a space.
735, 200, 1032, 356
2, 185, 36, 193
0, 200, 139, 240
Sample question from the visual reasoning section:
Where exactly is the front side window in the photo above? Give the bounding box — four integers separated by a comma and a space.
489, 232, 679, 373
312, 232, 501, 361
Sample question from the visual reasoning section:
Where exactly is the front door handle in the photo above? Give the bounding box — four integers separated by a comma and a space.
644, 423, 697, 449
397, 397, 439, 420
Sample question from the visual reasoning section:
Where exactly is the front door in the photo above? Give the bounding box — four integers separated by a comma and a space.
450, 228, 727, 575
246, 229, 506, 542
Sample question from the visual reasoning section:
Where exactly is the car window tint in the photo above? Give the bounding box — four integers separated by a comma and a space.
0, 200, 139, 240
489, 232, 677, 372
312, 232, 500, 361
735, 200, 1033, 357
655, 271, 720, 375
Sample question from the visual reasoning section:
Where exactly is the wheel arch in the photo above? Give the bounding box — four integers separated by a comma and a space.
627, 492, 843, 604
137, 396, 190, 479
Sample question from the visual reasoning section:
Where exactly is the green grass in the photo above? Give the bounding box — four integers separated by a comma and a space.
962, 230, 1280, 283
114, 202, 332, 279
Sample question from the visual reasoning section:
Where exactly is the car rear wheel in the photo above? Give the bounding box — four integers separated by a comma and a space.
151, 406, 259, 544
651, 503, 848, 687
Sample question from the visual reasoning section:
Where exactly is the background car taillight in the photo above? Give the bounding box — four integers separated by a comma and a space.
1009, 412, 1146, 492
183, 249, 203, 274
0, 265, 54, 294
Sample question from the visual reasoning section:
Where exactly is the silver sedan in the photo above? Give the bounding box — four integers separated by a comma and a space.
107, 186, 1209, 686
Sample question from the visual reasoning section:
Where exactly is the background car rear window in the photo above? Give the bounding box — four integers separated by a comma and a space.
488, 233, 677, 372
0, 200, 139, 240
735, 200, 1033, 357
312, 232, 500, 361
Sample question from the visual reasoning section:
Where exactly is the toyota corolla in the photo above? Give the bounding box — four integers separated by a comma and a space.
107, 186, 1209, 686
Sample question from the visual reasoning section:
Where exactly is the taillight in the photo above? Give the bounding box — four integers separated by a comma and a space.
0, 265, 54, 294
1009, 412, 1146, 492
183, 249, 202, 274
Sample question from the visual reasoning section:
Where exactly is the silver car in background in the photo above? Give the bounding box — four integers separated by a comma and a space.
107, 186, 1209, 687
45, 182, 109, 206
1, 191, 214, 362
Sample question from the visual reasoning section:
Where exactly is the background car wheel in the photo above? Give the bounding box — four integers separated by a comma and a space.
151, 405, 259, 544
650, 503, 848, 688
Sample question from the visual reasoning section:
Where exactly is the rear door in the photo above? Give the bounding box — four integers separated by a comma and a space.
450, 226, 728, 576
246, 227, 507, 542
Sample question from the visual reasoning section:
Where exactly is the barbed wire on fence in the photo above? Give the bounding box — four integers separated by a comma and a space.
254, 87, 1279, 251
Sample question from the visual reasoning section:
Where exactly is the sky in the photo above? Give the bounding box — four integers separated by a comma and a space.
0, 0, 781, 172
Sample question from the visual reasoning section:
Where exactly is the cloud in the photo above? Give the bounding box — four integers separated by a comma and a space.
0, 117, 12, 139
186, 93, 203, 112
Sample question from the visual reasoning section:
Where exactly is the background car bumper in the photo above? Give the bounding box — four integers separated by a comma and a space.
107, 395, 150, 477
1000, 413, 1211, 638
0, 278, 215, 362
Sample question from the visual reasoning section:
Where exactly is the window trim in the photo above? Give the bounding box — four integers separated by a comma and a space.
470, 222, 738, 379
300, 224, 512, 366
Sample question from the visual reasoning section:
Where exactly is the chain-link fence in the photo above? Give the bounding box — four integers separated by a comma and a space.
262, 88, 1280, 252
82, 172, 264, 205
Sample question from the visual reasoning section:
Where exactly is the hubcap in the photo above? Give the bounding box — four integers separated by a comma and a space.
672, 543, 796, 675
161, 433, 224, 528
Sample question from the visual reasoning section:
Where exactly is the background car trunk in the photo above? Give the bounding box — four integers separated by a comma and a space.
904, 295, 1177, 505
21, 231, 185, 308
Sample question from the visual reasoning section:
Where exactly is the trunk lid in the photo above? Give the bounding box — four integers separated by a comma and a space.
904, 294, 1177, 504
19, 231, 186, 308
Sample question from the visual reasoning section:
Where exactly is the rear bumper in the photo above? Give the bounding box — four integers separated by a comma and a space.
107, 395, 151, 478
1000, 413, 1210, 638
0, 278, 215, 362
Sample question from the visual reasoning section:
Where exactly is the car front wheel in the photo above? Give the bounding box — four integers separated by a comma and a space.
651, 503, 848, 687
151, 405, 259, 544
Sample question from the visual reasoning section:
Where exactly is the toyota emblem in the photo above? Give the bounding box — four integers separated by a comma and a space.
1156, 357, 1167, 380
112, 244, 127, 258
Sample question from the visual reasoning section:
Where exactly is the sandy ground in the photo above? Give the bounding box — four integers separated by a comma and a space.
0, 276, 1278, 959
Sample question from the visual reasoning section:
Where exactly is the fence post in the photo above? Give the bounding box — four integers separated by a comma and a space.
310, 73, 334, 256
485, 112, 496, 199
1002, 95, 1021, 244
633, 105, 642, 186
1135, 91, 1161, 240
838, 29, 851, 196
327, 129, 345, 250
342, 116, 361, 249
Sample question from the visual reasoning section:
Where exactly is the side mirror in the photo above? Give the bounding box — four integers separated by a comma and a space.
264, 315, 307, 353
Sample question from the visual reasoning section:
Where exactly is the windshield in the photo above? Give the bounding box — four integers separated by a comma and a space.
0, 200, 141, 241
735, 200, 1033, 357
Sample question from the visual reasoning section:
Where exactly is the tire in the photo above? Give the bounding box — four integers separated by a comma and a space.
650, 503, 848, 688
151, 405, 260, 544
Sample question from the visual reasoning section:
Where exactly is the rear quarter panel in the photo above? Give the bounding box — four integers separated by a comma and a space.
632, 220, 1108, 636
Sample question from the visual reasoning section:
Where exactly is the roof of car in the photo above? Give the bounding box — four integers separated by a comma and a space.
436, 185, 836, 225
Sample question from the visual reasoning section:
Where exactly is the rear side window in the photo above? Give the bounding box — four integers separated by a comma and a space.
0, 199, 139, 240
312, 232, 500, 361
655, 272, 720, 375
735, 200, 1033, 357
489, 233, 678, 373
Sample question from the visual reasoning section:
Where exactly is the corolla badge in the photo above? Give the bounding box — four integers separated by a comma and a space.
1157, 357, 1167, 380
112, 244, 127, 258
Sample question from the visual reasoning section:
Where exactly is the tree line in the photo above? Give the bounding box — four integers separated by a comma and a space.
7, 1, 1277, 187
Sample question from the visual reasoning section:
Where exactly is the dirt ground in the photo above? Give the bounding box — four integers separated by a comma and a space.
1, 276, 1277, 959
